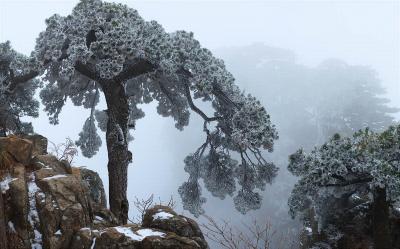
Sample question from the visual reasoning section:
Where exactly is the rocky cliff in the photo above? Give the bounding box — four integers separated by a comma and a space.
0, 135, 209, 249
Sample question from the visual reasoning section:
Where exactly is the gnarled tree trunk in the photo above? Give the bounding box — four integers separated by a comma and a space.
102, 81, 131, 224
373, 187, 391, 249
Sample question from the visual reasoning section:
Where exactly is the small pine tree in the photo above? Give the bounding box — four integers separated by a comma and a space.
288, 125, 400, 248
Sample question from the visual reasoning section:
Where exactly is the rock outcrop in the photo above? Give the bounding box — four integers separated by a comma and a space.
0, 135, 209, 249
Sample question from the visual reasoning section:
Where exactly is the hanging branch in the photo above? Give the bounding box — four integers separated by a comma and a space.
183, 82, 220, 122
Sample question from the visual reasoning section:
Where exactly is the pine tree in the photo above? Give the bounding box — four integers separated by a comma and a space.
34, 0, 278, 223
288, 125, 400, 248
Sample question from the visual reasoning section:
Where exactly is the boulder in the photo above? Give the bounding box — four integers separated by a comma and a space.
20, 134, 48, 157
0, 137, 32, 249
0, 136, 33, 165
35, 173, 92, 249
32, 154, 72, 174
0, 134, 209, 249
69, 227, 99, 249
142, 205, 208, 249
8, 168, 30, 247
143, 205, 204, 238
72, 167, 117, 228
86, 224, 206, 249
78, 167, 107, 210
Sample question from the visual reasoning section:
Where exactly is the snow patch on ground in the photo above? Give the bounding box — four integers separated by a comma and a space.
153, 210, 174, 220
42, 174, 67, 181
28, 173, 43, 249
113, 227, 165, 241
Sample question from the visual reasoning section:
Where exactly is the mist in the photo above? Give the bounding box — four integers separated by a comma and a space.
1, 0, 399, 248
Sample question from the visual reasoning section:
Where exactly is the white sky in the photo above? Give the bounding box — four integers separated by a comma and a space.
1, 0, 399, 220
1, 0, 399, 110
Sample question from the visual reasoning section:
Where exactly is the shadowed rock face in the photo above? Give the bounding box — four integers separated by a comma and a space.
299, 196, 400, 249
0, 135, 209, 249
79, 168, 107, 211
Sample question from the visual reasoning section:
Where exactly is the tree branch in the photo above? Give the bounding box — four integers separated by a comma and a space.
212, 84, 238, 109
178, 67, 237, 111
6, 70, 39, 93
74, 61, 102, 82
157, 80, 177, 105
325, 176, 373, 187
183, 82, 220, 122
113, 59, 155, 83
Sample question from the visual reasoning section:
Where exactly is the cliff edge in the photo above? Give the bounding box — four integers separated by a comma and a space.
0, 135, 208, 249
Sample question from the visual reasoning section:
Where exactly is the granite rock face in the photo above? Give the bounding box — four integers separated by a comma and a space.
0, 135, 209, 249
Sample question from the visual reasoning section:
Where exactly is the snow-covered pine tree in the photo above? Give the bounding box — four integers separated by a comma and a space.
288, 124, 400, 249
34, 0, 278, 223
0, 41, 40, 136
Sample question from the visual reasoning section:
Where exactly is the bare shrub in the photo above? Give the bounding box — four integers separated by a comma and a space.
131, 194, 176, 223
48, 138, 78, 164
201, 215, 300, 249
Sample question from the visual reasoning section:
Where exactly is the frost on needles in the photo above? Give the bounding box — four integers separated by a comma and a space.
3, 0, 279, 220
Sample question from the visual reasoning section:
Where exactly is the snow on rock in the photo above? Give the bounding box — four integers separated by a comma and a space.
0, 174, 17, 193
94, 215, 105, 224
113, 227, 142, 241
8, 221, 16, 233
27, 173, 43, 249
112, 227, 165, 241
136, 229, 165, 238
35, 161, 51, 169
152, 210, 174, 220
95, 216, 104, 221
37, 192, 46, 204
42, 174, 67, 181
90, 237, 96, 249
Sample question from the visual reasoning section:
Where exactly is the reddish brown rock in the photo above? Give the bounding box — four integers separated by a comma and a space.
1, 134, 209, 249
0, 136, 33, 165
20, 134, 48, 157
69, 228, 98, 249
143, 205, 206, 241
32, 154, 72, 174
35, 173, 92, 249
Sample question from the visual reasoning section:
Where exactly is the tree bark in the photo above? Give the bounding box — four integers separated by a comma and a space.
373, 187, 391, 249
102, 81, 131, 224
0, 192, 8, 249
